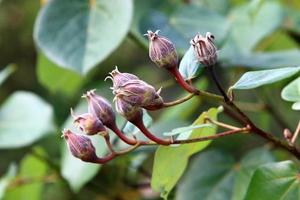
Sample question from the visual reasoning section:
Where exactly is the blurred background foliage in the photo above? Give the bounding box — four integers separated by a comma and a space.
0, 0, 300, 199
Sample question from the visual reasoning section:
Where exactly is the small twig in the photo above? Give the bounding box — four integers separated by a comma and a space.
163, 93, 195, 107
291, 121, 300, 145
205, 117, 241, 130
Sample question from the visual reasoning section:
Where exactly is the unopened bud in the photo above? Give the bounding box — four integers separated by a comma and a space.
83, 90, 116, 126
145, 30, 178, 69
115, 97, 143, 121
190, 32, 217, 66
62, 130, 97, 162
107, 67, 164, 110
105, 66, 138, 89
283, 129, 293, 140
71, 109, 106, 135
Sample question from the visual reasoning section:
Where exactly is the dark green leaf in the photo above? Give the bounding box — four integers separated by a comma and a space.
151, 108, 218, 199
230, 66, 300, 91
37, 53, 82, 97
0, 92, 54, 148
34, 0, 133, 74
245, 161, 300, 200
177, 151, 235, 200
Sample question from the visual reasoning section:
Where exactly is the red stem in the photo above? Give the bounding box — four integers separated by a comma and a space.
167, 67, 198, 93
108, 122, 137, 145
131, 117, 171, 145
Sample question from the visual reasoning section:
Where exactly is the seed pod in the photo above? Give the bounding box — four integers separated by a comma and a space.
115, 97, 143, 121
145, 30, 178, 69
107, 68, 164, 110
62, 129, 97, 162
71, 110, 106, 135
190, 32, 217, 66
83, 90, 116, 126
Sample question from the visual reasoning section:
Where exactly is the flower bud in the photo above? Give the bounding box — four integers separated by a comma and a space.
115, 97, 143, 121
83, 90, 116, 126
71, 109, 106, 135
62, 129, 97, 162
190, 32, 217, 66
105, 66, 138, 89
145, 30, 178, 69
107, 67, 164, 109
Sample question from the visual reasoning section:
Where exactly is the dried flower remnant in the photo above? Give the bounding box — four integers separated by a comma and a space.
190, 32, 218, 67
83, 90, 116, 127
62, 129, 98, 162
145, 30, 178, 69
107, 67, 164, 110
71, 109, 106, 135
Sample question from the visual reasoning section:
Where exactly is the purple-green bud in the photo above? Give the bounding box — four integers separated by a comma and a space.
71, 109, 106, 135
145, 30, 178, 69
115, 97, 143, 121
62, 129, 97, 162
83, 90, 116, 126
190, 32, 217, 67
107, 67, 164, 109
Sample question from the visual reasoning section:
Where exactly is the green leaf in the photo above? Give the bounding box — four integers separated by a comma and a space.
4, 148, 48, 200
61, 102, 109, 192
151, 108, 218, 199
177, 151, 236, 200
34, 0, 133, 74
0, 64, 16, 86
220, 50, 300, 68
232, 148, 275, 200
37, 53, 82, 97
282, 77, 300, 102
139, 4, 229, 50
179, 46, 203, 80
177, 148, 275, 200
244, 161, 300, 200
0, 92, 54, 148
230, 66, 300, 91
0, 164, 17, 199
221, 0, 283, 55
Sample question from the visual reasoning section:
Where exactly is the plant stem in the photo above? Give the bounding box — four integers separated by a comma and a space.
172, 128, 248, 144
291, 121, 300, 145
208, 65, 230, 102
131, 116, 171, 145
163, 93, 195, 107
109, 122, 138, 145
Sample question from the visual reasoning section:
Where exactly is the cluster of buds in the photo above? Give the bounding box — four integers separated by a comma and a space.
63, 30, 219, 163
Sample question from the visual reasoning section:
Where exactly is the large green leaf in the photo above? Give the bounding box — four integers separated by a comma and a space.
151, 108, 218, 199
34, 0, 133, 74
37, 53, 82, 97
232, 148, 275, 200
229, 66, 300, 91
4, 148, 48, 200
281, 77, 300, 110
220, 50, 300, 68
221, 0, 283, 55
0, 92, 54, 148
0, 164, 17, 199
138, 4, 229, 51
176, 148, 275, 200
244, 161, 300, 200
0, 65, 16, 86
